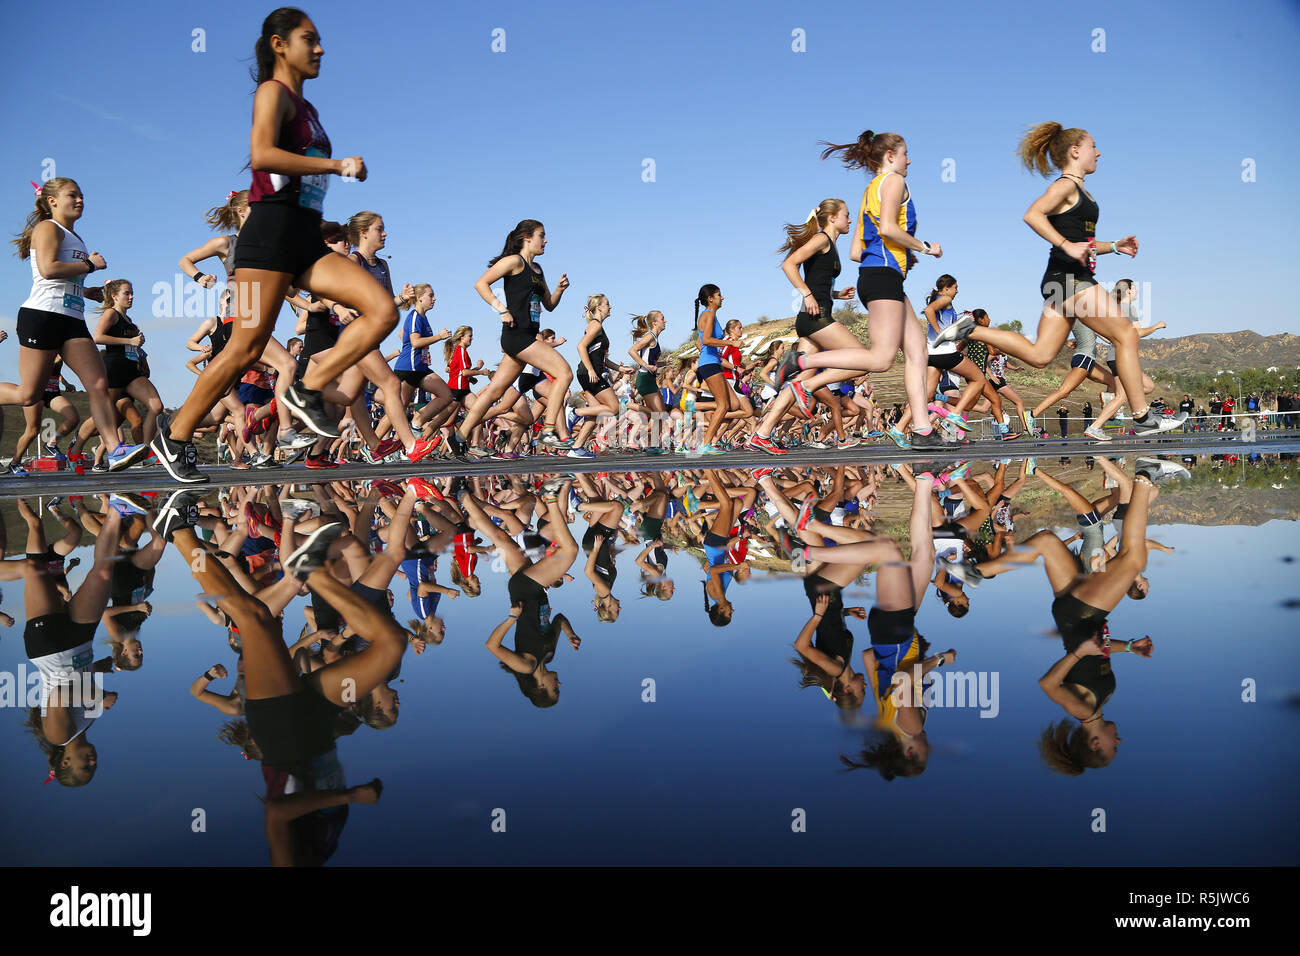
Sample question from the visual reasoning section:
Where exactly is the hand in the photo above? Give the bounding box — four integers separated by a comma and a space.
306, 297, 329, 313
500, 311, 514, 327
101, 691, 119, 710
84, 287, 104, 303
1114, 235, 1139, 257
569, 633, 582, 651
409, 637, 427, 655
925, 242, 943, 259
138, 601, 153, 616
1153, 321, 1166, 332
803, 294, 820, 317
198, 274, 217, 290
350, 779, 383, 804
0, 329, 6, 344
337, 156, 368, 181
130, 334, 145, 347
555, 274, 570, 294
201, 344, 213, 356
0, 611, 14, 627
446, 590, 458, 600
439, 328, 451, 338
399, 283, 415, 301
1077, 635, 1107, 657
88, 252, 107, 271
1129, 636, 1154, 658
1061, 240, 1091, 268
942, 648, 956, 664
209, 663, 228, 680
847, 606, 867, 620
838, 287, 856, 300
814, 594, 831, 615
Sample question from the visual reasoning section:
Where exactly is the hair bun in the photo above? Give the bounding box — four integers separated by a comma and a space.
863, 130, 875, 143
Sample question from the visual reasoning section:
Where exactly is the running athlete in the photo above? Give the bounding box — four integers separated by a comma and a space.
628, 311, 669, 453
10, 357, 80, 474
746, 199, 862, 454
570, 295, 632, 457
153, 10, 401, 482
3, 178, 147, 471
386, 282, 455, 438
761, 134, 944, 450
950, 123, 1183, 438
892, 277, 988, 441
91, 280, 164, 448
178, 190, 309, 451
692, 285, 735, 455
455, 220, 573, 459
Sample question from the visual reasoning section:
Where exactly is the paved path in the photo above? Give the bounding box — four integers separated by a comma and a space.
3, 432, 1296, 499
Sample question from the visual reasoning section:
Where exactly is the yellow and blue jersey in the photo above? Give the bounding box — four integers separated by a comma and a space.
856, 171, 917, 276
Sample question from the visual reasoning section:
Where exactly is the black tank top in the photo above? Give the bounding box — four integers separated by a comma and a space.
103, 310, 142, 370
801, 230, 841, 315
1045, 180, 1099, 275
503, 255, 545, 333
351, 251, 393, 296
583, 325, 610, 378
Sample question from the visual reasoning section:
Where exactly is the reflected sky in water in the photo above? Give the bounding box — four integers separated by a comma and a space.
1, 452, 1297, 865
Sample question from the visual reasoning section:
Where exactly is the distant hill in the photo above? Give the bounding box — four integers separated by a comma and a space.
1125, 331, 1300, 373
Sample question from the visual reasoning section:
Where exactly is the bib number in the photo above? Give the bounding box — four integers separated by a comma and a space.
529, 294, 542, 325
298, 147, 330, 213
124, 346, 140, 361
539, 602, 551, 629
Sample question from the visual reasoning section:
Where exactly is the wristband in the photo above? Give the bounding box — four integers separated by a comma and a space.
84, 258, 97, 274
202, 669, 216, 681
1124, 639, 1134, 652
192, 271, 206, 284
919, 240, 932, 254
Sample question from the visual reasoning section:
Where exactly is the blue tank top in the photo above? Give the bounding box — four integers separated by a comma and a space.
697, 312, 724, 368
927, 304, 957, 345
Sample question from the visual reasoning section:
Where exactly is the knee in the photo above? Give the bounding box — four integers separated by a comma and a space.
1112, 323, 1138, 350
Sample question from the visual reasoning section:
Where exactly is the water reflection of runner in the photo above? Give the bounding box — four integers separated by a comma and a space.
825, 467, 955, 778
460, 482, 581, 707
156, 498, 393, 865
11, 504, 124, 787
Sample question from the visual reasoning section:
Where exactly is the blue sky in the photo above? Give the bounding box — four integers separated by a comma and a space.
2, 0, 1298, 402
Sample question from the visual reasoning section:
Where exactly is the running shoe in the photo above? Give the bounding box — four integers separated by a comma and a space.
250, 452, 282, 470
789, 381, 813, 417
796, 496, 818, 532
837, 435, 861, 449
150, 413, 209, 484
447, 431, 470, 461
538, 430, 571, 450
282, 384, 340, 439
933, 311, 975, 345
940, 558, 985, 590
1026, 457, 1038, 476
406, 436, 441, 463
566, 446, 596, 459
466, 445, 492, 459
946, 459, 972, 481
152, 490, 202, 542
644, 446, 667, 456
945, 409, 973, 432
241, 406, 260, 444
406, 477, 444, 502
279, 498, 317, 521
776, 349, 804, 387
539, 478, 567, 499
284, 522, 344, 579
1022, 411, 1036, 435
7, 462, 29, 478
698, 443, 726, 455
110, 493, 149, 517
804, 439, 830, 450
371, 438, 403, 460
107, 441, 150, 472
910, 428, 945, 449
304, 453, 339, 470
746, 434, 787, 456
44, 440, 66, 460
1132, 411, 1186, 436
751, 467, 774, 482
1084, 423, 1111, 443
277, 427, 318, 451
1136, 456, 1191, 483
886, 426, 911, 449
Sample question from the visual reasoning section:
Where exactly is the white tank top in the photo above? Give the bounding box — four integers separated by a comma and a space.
21, 221, 90, 319
31, 639, 100, 745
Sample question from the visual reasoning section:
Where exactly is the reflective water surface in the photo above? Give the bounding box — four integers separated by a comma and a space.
2, 451, 1297, 866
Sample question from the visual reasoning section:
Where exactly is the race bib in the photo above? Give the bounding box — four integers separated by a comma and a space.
124, 346, 140, 361
417, 347, 429, 367
298, 147, 330, 213
62, 292, 85, 314
130, 585, 152, 604
529, 293, 542, 325
538, 602, 551, 630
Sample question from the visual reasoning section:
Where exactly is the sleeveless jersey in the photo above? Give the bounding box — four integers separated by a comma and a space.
249, 79, 332, 216
856, 171, 917, 276
22, 222, 90, 318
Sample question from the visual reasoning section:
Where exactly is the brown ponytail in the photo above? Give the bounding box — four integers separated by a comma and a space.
819, 130, 905, 173
1018, 122, 1090, 177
